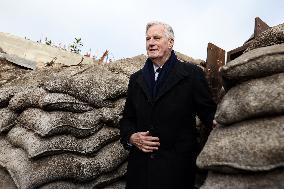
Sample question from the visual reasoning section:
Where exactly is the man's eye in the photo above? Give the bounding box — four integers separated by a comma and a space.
146, 37, 150, 41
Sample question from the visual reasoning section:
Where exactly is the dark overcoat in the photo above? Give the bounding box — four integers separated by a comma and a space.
119, 52, 216, 189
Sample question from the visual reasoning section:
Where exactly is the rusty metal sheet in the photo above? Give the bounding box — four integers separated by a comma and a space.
227, 17, 270, 62
206, 42, 225, 103
254, 17, 270, 37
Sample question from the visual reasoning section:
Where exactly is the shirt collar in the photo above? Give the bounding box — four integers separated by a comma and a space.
153, 63, 162, 72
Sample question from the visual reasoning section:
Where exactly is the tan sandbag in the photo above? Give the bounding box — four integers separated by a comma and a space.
0, 108, 17, 133
221, 44, 284, 83
8, 87, 46, 111
197, 116, 284, 172
7, 126, 120, 158
107, 55, 145, 76
200, 169, 284, 189
0, 138, 128, 189
99, 99, 125, 126
43, 65, 129, 108
39, 92, 93, 112
0, 86, 23, 108
17, 108, 103, 138
245, 23, 284, 52
38, 162, 127, 189
0, 66, 64, 108
17, 101, 123, 138
215, 73, 284, 125
0, 166, 17, 189
8, 87, 93, 112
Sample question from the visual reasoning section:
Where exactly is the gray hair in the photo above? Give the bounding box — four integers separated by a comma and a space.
146, 21, 175, 40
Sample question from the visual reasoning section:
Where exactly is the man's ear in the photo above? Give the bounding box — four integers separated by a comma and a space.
168, 38, 174, 49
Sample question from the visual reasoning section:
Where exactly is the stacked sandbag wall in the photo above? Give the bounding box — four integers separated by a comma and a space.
0, 62, 136, 189
197, 23, 284, 189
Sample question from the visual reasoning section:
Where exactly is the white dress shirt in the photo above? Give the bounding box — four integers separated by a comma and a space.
153, 64, 162, 81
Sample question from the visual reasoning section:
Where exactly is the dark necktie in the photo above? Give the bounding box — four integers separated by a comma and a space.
153, 67, 162, 97
155, 67, 162, 81
156, 67, 162, 73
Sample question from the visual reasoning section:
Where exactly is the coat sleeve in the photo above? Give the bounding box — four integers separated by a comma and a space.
119, 74, 137, 149
192, 66, 217, 128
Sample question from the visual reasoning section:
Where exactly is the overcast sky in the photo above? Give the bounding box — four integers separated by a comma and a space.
0, 0, 283, 60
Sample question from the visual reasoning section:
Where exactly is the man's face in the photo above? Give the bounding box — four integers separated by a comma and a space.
146, 25, 173, 60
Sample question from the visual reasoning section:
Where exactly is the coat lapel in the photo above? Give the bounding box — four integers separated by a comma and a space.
154, 61, 190, 102
136, 57, 156, 102
136, 73, 152, 101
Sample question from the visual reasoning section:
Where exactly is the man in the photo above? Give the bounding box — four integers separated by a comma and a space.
119, 21, 216, 189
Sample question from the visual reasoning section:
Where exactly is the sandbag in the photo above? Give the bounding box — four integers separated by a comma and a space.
215, 73, 284, 125
221, 44, 284, 85
200, 169, 284, 189
0, 86, 23, 108
8, 87, 93, 112
38, 162, 127, 189
245, 23, 284, 52
0, 166, 17, 189
0, 108, 17, 133
17, 108, 104, 138
8, 87, 46, 111
39, 92, 93, 112
44, 65, 129, 108
7, 126, 120, 158
0, 138, 128, 189
107, 55, 145, 76
0, 65, 68, 108
197, 116, 284, 172
100, 99, 125, 127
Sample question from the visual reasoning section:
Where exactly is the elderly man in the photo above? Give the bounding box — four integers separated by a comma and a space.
119, 21, 216, 189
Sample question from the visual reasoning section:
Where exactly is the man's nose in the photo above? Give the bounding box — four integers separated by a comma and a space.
148, 38, 156, 45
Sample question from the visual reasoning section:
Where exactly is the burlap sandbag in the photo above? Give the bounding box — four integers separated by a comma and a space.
39, 92, 93, 112
0, 166, 17, 189
8, 87, 47, 111
7, 126, 120, 158
0, 64, 109, 109
197, 116, 284, 172
38, 162, 127, 189
0, 108, 17, 133
0, 65, 65, 107
215, 73, 284, 125
0, 138, 128, 189
17, 108, 104, 138
0, 86, 29, 108
221, 44, 284, 85
245, 23, 284, 52
99, 99, 125, 127
200, 170, 284, 189
8, 87, 93, 112
44, 65, 129, 108
107, 55, 145, 76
